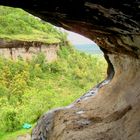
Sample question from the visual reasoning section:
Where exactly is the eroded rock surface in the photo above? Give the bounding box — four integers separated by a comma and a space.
0, 0, 140, 140
32, 54, 140, 140
0, 39, 59, 62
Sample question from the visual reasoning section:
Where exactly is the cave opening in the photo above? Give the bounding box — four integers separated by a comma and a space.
60, 29, 115, 102
0, 6, 111, 136
0, 1, 140, 139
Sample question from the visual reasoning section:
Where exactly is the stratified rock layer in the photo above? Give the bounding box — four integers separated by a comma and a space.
0, 0, 140, 140
0, 39, 59, 62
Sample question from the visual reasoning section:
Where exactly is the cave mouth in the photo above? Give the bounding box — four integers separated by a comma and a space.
0, 6, 110, 135
51, 24, 113, 103
61, 30, 115, 102
1, 1, 140, 139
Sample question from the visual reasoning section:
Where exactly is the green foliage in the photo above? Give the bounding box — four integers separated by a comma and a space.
0, 6, 107, 135
0, 6, 66, 44
0, 45, 107, 134
1, 106, 21, 132
0, 5, 108, 139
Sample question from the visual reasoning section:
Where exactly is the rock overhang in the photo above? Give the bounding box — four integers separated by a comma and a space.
1, 0, 140, 58
0, 1, 140, 140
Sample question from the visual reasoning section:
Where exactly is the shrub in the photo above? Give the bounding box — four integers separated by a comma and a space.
0, 106, 21, 132
0, 45, 107, 132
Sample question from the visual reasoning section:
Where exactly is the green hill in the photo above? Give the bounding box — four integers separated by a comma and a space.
0, 6, 66, 44
0, 6, 107, 140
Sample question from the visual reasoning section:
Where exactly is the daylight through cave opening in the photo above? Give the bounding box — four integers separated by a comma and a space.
1, 1, 140, 139
65, 32, 115, 101
0, 5, 109, 134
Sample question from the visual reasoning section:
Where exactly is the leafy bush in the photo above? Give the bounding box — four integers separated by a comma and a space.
0, 45, 107, 132
0, 106, 21, 132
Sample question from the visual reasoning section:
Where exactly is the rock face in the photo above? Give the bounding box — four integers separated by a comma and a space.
1, 0, 140, 140
0, 39, 59, 62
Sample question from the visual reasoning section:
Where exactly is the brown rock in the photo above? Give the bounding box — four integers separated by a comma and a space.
17, 134, 31, 140
0, 39, 59, 62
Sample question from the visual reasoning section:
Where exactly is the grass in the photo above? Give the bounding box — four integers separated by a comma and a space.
0, 127, 33, 140
0, 6, 66, 44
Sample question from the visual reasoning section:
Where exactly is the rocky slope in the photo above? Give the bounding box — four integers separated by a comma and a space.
1, 0, 140, 140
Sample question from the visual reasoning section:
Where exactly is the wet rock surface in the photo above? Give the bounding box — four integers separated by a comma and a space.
0, 0, 140, 140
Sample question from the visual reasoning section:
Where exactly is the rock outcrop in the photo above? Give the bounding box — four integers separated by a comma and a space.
0, 39, 59, 62
1, 0, 140, 140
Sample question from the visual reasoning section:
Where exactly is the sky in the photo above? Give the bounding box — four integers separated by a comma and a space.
58, 27, 97, 45
35, 16, 96, 45
66, 31, 96, 45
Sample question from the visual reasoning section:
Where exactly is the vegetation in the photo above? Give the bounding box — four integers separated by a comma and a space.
0, 6, 107, 140
0, 6, 67, 44
0, 45, 107, 137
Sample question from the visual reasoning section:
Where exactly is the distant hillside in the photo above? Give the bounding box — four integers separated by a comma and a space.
0, 6, 67, 44
74, 44, 103, 54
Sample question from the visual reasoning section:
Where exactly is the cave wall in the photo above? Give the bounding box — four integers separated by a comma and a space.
0, 0, 140, 140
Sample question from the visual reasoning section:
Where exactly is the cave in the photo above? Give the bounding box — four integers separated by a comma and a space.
1, 0, 140, 140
